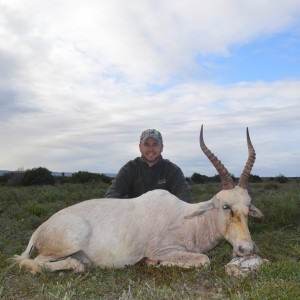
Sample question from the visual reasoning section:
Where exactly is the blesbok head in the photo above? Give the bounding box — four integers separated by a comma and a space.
186, 125, 263, 257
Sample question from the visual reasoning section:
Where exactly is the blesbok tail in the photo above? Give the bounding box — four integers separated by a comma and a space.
13, 236, 41, 275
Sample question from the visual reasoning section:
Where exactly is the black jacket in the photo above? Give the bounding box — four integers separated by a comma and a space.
105, 156, 192, 203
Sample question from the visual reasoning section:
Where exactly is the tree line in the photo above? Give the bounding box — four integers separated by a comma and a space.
0, 167, 112, 186
0, 167, 289, 186
190, 172, 289, 184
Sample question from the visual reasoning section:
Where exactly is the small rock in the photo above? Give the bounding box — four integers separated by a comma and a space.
225, 254, 269, 277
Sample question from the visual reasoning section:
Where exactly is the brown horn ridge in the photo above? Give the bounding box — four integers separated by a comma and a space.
200, 125, 234, 190
238, 127, 256, 189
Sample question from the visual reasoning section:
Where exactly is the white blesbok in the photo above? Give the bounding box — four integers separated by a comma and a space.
14, 126, 263, 274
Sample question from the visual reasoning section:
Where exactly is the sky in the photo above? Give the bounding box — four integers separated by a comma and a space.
1, 0, 300, 178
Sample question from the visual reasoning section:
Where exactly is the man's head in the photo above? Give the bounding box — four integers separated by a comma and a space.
139, 129, 164, 166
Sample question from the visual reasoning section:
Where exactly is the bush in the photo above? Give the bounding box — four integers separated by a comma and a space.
101, 173, 113, 184
22, 167, 55, 186
25, 203, 47, 217
191, 173, 236, 184
0, 173, 10, 185
268, 174, 289, 184
249, 174, 262, 183
70, 171, 112, 184
276, 174, 288, 183
0, 170, 25, 186
191, 173, 209, 183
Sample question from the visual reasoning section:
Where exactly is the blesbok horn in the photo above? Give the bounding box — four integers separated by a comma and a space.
238, 128, 256, 189
200, 125, 234, 190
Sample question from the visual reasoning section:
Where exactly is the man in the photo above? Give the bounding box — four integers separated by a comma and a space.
105, 129, 192, 203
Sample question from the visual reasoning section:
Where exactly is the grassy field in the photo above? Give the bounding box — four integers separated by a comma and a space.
0, 181, 299, 299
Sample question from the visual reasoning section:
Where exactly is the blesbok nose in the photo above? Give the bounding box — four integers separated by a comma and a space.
237, 241, 256, 256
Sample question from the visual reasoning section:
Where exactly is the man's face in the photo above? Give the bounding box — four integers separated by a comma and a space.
139, 137, 163, 166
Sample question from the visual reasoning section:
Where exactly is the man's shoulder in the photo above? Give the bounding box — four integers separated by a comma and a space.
163, 159, 180, 170
116, 158, 141, 177
123, 157, 142, 168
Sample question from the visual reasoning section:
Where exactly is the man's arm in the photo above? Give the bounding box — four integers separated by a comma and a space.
167, 164, 192, 203
105, 163, 132, 198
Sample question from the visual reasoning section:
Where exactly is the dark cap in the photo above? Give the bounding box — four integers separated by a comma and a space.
140, 129, 163, 144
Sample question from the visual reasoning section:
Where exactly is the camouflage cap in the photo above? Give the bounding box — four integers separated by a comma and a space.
140, 129, 163, 144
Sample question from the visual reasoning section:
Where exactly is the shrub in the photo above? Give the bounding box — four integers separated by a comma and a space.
191, 173, 208, 183
25, 203, 47, 217
0, 169, 25, 186
22, 167, 55, 186
190, 173, 225, 183
276, 174, 288, 183
101, 173, 113, 184
70, 171, 112, 184
0, 173, 10, 185
249, 174, 262, 183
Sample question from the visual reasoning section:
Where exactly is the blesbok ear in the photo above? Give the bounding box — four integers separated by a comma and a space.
184, 200, 215, 219
249, 203, 264, 218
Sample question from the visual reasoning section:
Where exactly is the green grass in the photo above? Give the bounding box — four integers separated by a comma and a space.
0, 182, 299, 299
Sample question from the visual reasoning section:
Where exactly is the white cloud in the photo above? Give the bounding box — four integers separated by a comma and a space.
1, 0, 300, 84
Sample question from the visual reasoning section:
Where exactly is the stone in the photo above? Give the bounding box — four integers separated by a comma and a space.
225, 254, 269, 277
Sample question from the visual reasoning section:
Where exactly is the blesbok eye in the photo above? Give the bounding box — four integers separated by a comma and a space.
223, 204, 231, 210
